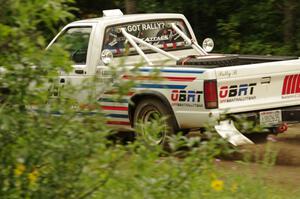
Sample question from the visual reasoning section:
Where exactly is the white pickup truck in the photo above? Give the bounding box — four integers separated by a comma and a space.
47, 9, 300, 145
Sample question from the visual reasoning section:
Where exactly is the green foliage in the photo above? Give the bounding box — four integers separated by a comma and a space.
0, 1, 109, 198
76, 0, 300, 56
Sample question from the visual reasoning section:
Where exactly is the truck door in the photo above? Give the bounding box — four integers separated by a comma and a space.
50, 25, 95, 102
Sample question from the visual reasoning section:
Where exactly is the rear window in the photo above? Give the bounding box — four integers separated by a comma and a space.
102, 19, 192, 57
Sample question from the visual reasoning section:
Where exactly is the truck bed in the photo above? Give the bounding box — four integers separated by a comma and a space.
177, 54, 298, 68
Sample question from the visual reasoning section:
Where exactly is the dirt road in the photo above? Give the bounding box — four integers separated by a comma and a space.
218, 124, 300, 191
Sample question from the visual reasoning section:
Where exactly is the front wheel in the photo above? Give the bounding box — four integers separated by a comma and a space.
133, 98, 178, 145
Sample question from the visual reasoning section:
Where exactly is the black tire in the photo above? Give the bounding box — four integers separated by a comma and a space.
133, 98, 178, 145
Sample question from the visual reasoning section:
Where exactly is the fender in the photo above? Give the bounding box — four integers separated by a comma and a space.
128, 90, 179, 129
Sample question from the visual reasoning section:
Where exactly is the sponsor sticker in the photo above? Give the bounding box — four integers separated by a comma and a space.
219, 83, 257, 103
282, 74, 300, 99
171, 90, 203, 107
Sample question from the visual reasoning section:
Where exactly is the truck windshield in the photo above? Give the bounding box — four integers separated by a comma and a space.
102, 19, 192, 57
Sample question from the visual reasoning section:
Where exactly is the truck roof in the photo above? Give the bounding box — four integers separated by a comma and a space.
69, 13, 185, 25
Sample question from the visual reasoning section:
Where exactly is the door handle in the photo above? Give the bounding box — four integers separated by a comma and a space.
75, 69, 85, 74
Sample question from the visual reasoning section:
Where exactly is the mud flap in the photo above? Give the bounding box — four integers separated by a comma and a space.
214, 120, 254, 146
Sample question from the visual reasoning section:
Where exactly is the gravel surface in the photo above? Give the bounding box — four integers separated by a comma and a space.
217, 124, 300, 190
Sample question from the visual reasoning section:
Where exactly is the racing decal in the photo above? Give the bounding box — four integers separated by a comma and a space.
104, 90, 135, 96
218, 70, 238, 78
282, 74, 300, 98
122, 75, 196, 82
106, 114, 129, 119
219, 83, 257, 103
101, 106, 128, 111
99, 98, 128, 103
171, 90, 203, 107
101, 105, 130, 126
100, 70, 201, 124
144, 35, 168, 42
69, 102, 130, 126
103, 19, 191, 57
138, 68, 205, 74
135, 84, 187, 89
99, 90, 131, 126
106, 121, 131, 125
125, 22, 165, 32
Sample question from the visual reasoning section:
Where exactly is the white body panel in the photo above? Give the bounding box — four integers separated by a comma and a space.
47, 11, 300, 131
216, 60, 300, 112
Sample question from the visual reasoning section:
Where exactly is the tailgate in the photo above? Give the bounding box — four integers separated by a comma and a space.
216, 60, 300, 113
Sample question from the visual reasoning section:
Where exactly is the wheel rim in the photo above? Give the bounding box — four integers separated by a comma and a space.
141, 109, 166, 144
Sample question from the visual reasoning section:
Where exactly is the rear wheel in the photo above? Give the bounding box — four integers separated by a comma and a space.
133, 98, 178, 145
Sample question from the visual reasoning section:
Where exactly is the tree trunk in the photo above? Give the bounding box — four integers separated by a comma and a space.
283, 0, 298, 52
125, 0, 137, 14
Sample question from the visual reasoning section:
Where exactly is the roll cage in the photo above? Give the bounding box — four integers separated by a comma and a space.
120, 23, 208, 65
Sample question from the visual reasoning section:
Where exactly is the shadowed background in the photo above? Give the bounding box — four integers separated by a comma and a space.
74, 0, 300, 56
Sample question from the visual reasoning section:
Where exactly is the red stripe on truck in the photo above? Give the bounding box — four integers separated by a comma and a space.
106, 121, 130, 125
297, 75, 300, 93
291, 75, 298, 94
282, 74, 300, 95
282, 75, 290, 95
101, 106, 128, 111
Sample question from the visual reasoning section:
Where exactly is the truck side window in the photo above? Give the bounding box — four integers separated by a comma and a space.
102, 19, 191, 57
55, 27, 92, 64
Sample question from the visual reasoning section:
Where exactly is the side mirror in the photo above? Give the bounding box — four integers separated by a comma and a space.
202, 38, 214, 53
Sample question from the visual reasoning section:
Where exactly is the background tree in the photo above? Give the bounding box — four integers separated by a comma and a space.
125, 0, 137, 14
71, 0, 300, 56
282, 0, 299, 52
